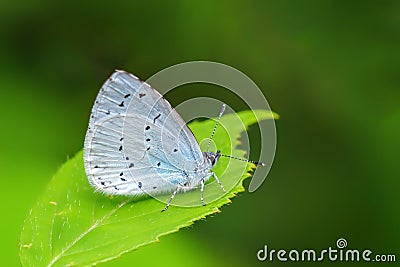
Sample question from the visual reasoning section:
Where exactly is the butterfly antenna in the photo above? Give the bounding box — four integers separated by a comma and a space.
206, 104, 226, 152
220, 154, 266, 167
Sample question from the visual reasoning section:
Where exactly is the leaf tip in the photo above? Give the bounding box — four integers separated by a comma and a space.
271, 111, 280, 119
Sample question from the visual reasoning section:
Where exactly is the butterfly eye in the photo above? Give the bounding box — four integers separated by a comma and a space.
210, 156, 216, 165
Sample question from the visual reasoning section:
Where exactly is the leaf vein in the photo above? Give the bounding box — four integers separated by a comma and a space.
47, 200, 129, 266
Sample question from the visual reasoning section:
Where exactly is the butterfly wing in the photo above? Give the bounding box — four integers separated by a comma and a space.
84, 70, 204, 196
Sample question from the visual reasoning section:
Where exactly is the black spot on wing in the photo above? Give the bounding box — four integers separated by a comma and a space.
153, 113, 161, 124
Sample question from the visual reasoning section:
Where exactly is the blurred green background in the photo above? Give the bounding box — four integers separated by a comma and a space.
1, 1, 399, 266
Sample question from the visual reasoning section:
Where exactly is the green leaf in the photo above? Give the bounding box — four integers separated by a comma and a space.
19, 109, 278, 267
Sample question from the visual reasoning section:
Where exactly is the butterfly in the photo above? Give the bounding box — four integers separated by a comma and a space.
84, 70, 263, 211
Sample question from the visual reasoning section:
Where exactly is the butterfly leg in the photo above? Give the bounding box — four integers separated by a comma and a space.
200, 178, 206, 206
161, 182, 189, 212
162, 186, 179, 212
211, 172, 226, 192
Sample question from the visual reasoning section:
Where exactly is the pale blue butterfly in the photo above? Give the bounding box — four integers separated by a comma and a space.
84, 70, 263, 211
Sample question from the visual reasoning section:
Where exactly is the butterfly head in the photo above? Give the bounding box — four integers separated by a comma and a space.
204, 150, 221, 167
